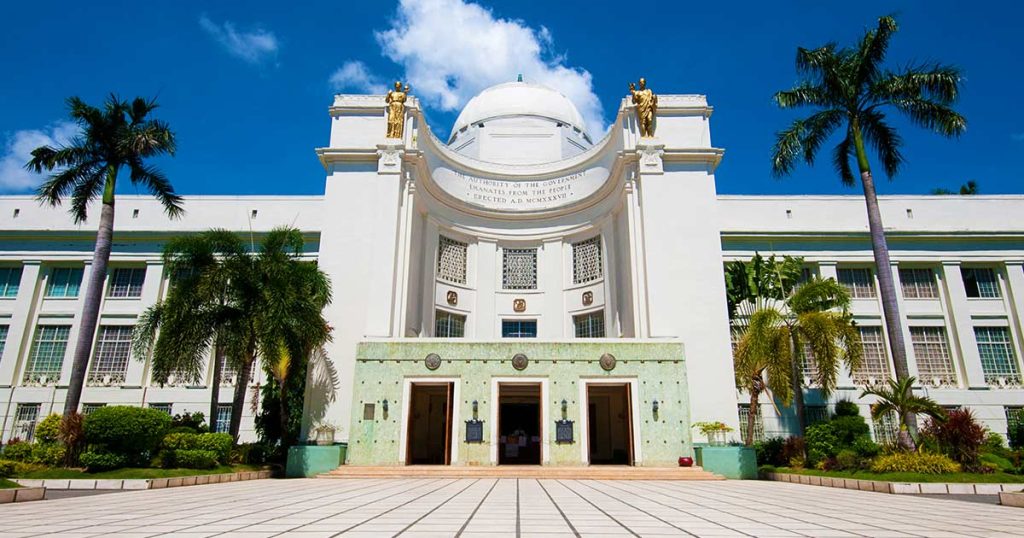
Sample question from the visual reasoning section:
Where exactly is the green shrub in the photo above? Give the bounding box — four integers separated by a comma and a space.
1009, 420, 1024, 450
870, 452, 960, 474
980, 452, 1014, 472
162, 432, 199, 451
34, 414, 61, 444
829, 415, 870, 446
833, 449, 861, 471
851, 436, 881, 459
173, 449, 218, 469
0, 459, 15, 478
833, 400, 861, 417
170, 412, 208, 433
84, 406, 171, 464
30, 443, 66, 466
921, 408, 985, 466
195, 433, 232, 464
781, 436, 805, 464
753, 437, 786, 467
79, 450, 127, 472
805, 423, 840, 462
2, 441, 33, 462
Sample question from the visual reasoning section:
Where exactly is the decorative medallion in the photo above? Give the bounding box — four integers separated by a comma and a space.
512, 353, 529, 371
513, 298, 526, 312
582, 291, 594, 306
424, 353, 442, 371
599, 353, 617, 372
446, 290, 458, 306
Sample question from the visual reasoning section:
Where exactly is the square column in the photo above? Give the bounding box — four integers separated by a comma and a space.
940, 262, 987, 389
889, 262, 921, 382
0, 261, 41, 387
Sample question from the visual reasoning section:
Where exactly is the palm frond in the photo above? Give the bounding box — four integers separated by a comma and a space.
771, 120, 805, 177
889, 97, 967, 138
773, 82, 830, 109
831, 130, 857, 186
869, 65, 963, 104
859, 109, 904, 178
855, 15, 898, 89
129, 159, 184, 218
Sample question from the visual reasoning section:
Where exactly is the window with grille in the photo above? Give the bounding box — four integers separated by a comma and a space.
0, 325, 8, 357
88, 326, 133, 385
23, 325, 71, 384
976, 326, 1020, 386
0, 266, 22, 297
852, 326, 891, 386
215, 404, 232, 433
962, 267, 1000, 298
219, 352, 239, 386
837, 268, 876, 298
572, 237, 602, 284
13, 403, 41, 441
573, 311, 605, 338
108, 267, 146, 298
798, 266, 816, 284
806, 405, 829, 425
800, 343, 820, 386
81, 403, 105, 416
872, 411, 899, 445
501, 319, 537, 338
737, 404, 764, 444
437, 236, 468, 284
46, 267, 83, 298
911, 327, 957, 387
435, 310, 466, 337
900, 268, 938, 299
148, 403, 172, 415
502, 248, 537, 290
1006, 407, 1023, 440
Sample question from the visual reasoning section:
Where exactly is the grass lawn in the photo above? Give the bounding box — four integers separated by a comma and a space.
13, 464, 263, 480
770, 467, 1024, 483
0, 478, 20, 489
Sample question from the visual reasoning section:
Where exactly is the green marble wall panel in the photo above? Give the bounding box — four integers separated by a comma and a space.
346, 341, 692, 467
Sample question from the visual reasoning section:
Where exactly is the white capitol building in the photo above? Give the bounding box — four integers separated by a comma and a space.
0, 80, 1021, 466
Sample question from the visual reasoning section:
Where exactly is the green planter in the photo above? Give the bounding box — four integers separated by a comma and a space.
285, 444, 347, 478
694, 445, 757, 479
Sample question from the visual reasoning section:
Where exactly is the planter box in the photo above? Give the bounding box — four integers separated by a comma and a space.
693, 446, 757, 479
286, 444, 348, 478
999, 491, 1024, 507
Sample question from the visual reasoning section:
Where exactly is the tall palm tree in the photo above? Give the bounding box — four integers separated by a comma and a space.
770, 16, 966, 436
861, 376, 945, 451
27, 95, 182, 418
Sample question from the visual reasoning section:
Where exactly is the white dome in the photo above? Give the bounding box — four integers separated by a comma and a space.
450, 81, 588, 140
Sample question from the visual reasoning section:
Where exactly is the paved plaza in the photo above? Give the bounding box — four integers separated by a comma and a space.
2, 478, 1024, 537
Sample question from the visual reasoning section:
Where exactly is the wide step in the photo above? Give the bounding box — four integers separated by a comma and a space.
319, 465, 724, 480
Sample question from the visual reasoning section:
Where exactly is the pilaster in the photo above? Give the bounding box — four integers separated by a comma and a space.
941, 261, 987, 389
889, 262, 921, 382
0, 261, 41, 387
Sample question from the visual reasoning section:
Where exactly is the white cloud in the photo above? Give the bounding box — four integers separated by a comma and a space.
199, 15, 279, 64
329, 61, 388, 94
332, 0, 606, 134
0, 121, 80, 193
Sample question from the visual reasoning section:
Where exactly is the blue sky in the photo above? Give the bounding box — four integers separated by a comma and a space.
0, 0, 1020, 197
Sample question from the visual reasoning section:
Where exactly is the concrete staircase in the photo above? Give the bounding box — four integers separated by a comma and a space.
319, 465, 724, 480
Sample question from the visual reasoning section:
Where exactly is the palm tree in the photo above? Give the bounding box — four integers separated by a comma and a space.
861, 376, 945, 451
770, 16, 966, 437
27, 95, 182, 418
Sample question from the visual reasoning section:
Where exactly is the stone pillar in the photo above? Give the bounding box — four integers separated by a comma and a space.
888, 262, 920, 381
940, 261, 987, 389
1002, 261, 1024, 375
475, 239, 497, 339
0, 261, 41, 387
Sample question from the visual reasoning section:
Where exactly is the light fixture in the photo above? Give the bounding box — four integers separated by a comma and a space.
382, 399, 389, 418
561, 399, 568, 420
652, 399, 660, 415
472, 400, 479, 420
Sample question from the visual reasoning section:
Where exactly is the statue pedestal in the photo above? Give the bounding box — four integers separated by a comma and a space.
636, 138, 665, 175
377, 140, 405, 174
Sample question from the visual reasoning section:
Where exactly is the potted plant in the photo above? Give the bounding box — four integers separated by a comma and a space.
692, 421, 733, 446
312, 422, 338, 446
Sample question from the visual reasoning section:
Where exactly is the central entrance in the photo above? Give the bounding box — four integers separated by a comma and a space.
406, 382, 453, 465
587, 383, 634, 465
497, 383, 542, 465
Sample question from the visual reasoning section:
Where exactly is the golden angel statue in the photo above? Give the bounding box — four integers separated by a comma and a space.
629, 78, 657, 138
385, 81, 411, 139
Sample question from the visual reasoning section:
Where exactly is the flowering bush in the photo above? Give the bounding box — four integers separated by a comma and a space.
870, 452, 960, 474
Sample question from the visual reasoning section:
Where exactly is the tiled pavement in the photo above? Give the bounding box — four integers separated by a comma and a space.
2, 478, 1024, 537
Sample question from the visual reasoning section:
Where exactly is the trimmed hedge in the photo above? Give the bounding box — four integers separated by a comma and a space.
0, 459, 15, 478
1, 441, 33, 462
84, 406, 171, 465
871, 452, 961, 474
173, 449, 218, 469
160, 432, 233, 467
79, 450, 127, 472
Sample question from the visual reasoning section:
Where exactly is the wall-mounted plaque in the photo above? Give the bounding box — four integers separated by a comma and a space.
512, 353, 529, 371
599, 353, 617, 371
582, 291, 593, 306
513, 298, 526, 312
446, 290, 458, 306
425, 353, 442, 370
363, 403, 375, 420
465, 419, 484, 443
555, 419, 574, 444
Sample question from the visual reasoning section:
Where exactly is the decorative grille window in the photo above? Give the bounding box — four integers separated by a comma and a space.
501, 319, 537, 338
436, 236, 468, 284
976, 326, 1020, 387
0, 266, 22, 297
737, 404, 764, 444
219, 352, 239, 386
215, 404, 232, 433
108, 267, 146, 298
900, 268, 938, 299
434, 310, 466, 337
46, 267, 83, 298
910, 327, 957, 387
502, 248, 537, 290
872, 411, 899, 445
1006, 407, 1023, 441
23, 325, 71, 385
148, 403, 172, 415
801, 343, 820, 386
837, 268, 876, 298
13, 403, 41, 441
0, 325, 8, 357
962, 267, 1000, 298
88, 326, 133, 385
573, 311, 605, 338
852, 326, 891, 386
81, 403, 105, 416
572, 237, 603, 284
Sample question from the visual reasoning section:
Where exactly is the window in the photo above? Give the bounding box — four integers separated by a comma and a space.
798, 266, 816, 284
900, 268, 938, 299
800, 343, 820, 386
437, 236, 468, 284
572, 237, 602, 284
219, 351, 239, 386
88, 325, 133, 385
0, 266, 22, 297
0, 325, 8, 357
215, 404, 232, 433
502, 320, 537, 338
148, 403, 172, 415
852, 326, 891, 386
837, 268, 876, 298
502, 248, 537, 290
1005, 407, 1023, 442
108, 267, 146, 298
806, 405, 829, 425
46, 267, 83, 298
23, 325, 71, 384
962, 267, 1000, 298
737, 404, 764, 444
434, 310, 466, 337
911, 327, 957, 387
872, 411, 899, 446
13, 403, 41, 441
573, 311, 605, 338
81, 403, 105, 416
976, 326, 1020, 386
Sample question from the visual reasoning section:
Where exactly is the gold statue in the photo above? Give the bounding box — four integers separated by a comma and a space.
385, 81, 411, 139
629, 77, 657, 138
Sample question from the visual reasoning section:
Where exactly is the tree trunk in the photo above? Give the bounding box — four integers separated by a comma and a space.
746, 379, 762, 447
279, 382, 289, 447
208, 339, 223, 432
852, 124, 916, 438
789, 332, 807, 438
229, 353, 254, 441
63, 167, 117, 417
